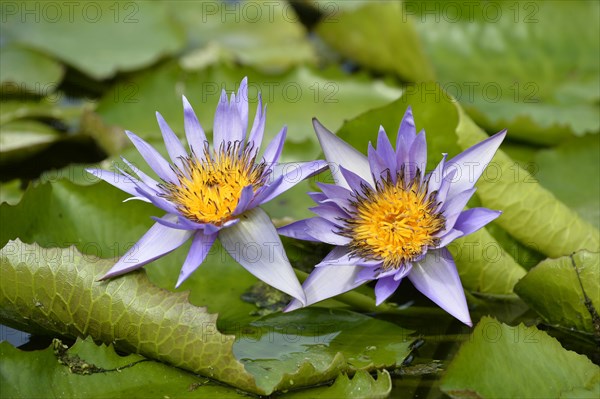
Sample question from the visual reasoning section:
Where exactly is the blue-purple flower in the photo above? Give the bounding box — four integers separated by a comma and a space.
88, 78, 326, 304
279, 107, 506, 325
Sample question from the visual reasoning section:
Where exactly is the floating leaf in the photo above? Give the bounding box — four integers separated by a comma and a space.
0, 337, 230, 399
170, 0, 316, 72
1, 1, 185, 79
514, 250, 600, 335
316, 1, 435, 81
534, 136, 600, 228
440, 317, 600, 398
0, 45, 64, 95
0, 180, 23, 205
410, 0, 599, 143
0, 120, 61, 163
284, 370, 392, 399
455, 104, 600, 258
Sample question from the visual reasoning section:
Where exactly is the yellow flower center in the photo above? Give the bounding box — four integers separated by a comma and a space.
341, 171, 445, 270
162, 142, 267, 225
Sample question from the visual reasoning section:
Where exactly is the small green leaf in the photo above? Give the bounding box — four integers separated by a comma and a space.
0, 180, 23, 205
0, 45, 64, 95
514, 250, 600, 335
170, 0, 316, 72
0, 120, 61, 163
316, 1, 435, 81
534, 136, 600, 228
0, 337, 231, 399
2, 1, 185, 79
440, 317, 600, 398
284, 370, 392, 399
455, 104, 600, 258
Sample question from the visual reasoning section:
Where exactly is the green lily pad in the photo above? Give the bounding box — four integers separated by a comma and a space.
534, 136, 600, 228
169, 0, 316, 72
1, 1, 185, 79
95, 62, 402, 161
0, 45, 64, 95
0, 120, 62, 163
0, 337, 228, 399
0, 337, 392, 399
440, 317, 600, 398
316, 1, 435, 82
409, 0, 599, 144
514, 250, 600, 336
454, 102, 600, 258
0, 240, 413, 395
0, 180, 23, 205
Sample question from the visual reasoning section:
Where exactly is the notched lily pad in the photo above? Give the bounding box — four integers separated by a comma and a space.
515, 250, 600, 336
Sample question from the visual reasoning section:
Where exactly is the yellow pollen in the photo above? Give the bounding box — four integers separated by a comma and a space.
161, 142, 266, 225
341, 173, 445, 270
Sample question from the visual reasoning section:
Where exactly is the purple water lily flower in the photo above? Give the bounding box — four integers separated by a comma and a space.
279, 107, 506, 325
88, 78, 326, 304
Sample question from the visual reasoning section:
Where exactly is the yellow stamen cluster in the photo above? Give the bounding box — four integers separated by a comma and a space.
162, 142, 267, 225
340, 171, 445, 270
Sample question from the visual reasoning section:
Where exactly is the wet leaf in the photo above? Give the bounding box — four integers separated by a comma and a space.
440, 317, 600, 398
0, 180, 23, 205
283, 370, 392, 399
410, 0, 599, 144
0, 120, 61, 163
0, 45, 64, 95
514, 250, 600, 336
1, 1, 185, 79
170, 0, 316, 72
316, 1, 435, 81
0, 240, 413, 395
534, 136, 600, 228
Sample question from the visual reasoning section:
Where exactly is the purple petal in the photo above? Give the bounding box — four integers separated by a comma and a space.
120, 157, 161, 192
409, 130, 427, 180
182, 95, 207, 154
156, 111, 187, 168
454, 208, 502, 236
409, 248, 472, 326
99, 216, 193, 280
235, 77, 249, 140
313, 118, 374, 189
261, 126, 287, 165
86, 168, 141, 198
435, 228, 464, 248
305, 217, 351, 245
151, 216, 197, 231
278, 219, 321, 242
248, 94, 266, 153
339, 166, 372, 192
375, 277, 401, 305
213, 90, 241, 149
435, 168, 457, 206
248, 175, 284, 209
355, 264, 399, 283
316, 182, 354, 210
219, 208, 306, 304
375, 126, 397, 175
309, 203, 348, 226
233, 185, 255, 215
368, 143, 389, 183
256, 160, 328, 205
396, 106, 417, 165
426, 154, 447, 195
175, 231, 218, 288
445, 130, 507, 199
440, 188, 477, 232
284, 265, 363, 312
125, 130, 177, 183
